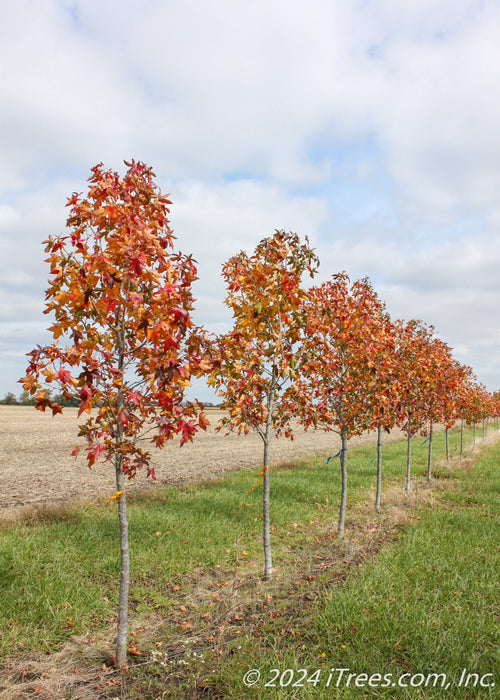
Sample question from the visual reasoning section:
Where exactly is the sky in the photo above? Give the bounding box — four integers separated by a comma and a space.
1, 0, 500, 402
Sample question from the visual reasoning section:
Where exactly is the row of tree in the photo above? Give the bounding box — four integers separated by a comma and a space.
209, 230, 500, 580
1, 391, 222, 409
20, 161, 499, 666
0, 390, 79, 406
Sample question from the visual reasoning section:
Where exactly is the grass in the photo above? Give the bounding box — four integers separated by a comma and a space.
0, 424, 498, 698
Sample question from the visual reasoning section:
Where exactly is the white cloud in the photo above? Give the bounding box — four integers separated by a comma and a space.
169, 178, 330, 329
365, 2, 500, 220
0, 0, 499, 397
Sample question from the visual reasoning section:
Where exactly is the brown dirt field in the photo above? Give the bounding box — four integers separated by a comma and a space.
0, 406, 403, 517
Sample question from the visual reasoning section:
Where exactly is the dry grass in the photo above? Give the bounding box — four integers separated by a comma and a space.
0, 637, 119, 699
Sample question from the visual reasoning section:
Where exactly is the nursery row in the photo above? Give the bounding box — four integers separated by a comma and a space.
19, 161, 499, 667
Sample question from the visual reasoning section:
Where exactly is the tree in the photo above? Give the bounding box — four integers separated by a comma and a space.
492, 390, 500, 430
393, 320, 434, 492
21, 161, 212, 666
455, 364, 478, 459
209, 230, 319, 580
460, 382, 492, 449
0, 392, 18, 405
422, 337, 458, 479
52, 392, 80, 407
438, 354, 462, 463
19, 390, 36, 406
298, 274, 394, 534
370, 314, 399, 512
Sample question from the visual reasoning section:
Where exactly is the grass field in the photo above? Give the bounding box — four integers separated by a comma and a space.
0, 424, 498, 698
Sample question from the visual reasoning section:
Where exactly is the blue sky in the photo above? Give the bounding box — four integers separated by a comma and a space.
1, 0, 499, 400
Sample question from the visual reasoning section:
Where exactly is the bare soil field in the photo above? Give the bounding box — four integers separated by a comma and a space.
0, 406, 403, 517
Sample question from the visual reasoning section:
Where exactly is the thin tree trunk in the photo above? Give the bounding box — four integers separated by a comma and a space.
114, 316, 129, 668
262, 430, 272, 582
338, 427, 348, 536
426, 421, 433, 482
473, 421, 476, 450
460, 418, 464, 459
115, 457, 130, 667
445, 427, 450, 462
262, 386, 275, 582
405, 414, 412, 493
375, 424, 382, 512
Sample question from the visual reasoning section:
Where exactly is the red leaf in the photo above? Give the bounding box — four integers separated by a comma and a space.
127, 390, 143, 406
56, 368, 73, 384
179, 419, 196, 444
172, 307, 188, 323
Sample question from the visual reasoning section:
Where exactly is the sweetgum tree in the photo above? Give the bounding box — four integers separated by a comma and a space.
21, 161, 212, 666
432, 346, 462, 465
297, 274, 394, 534
210, 230, 319, 580
420, 337, 457, 479
455, 364, 479, 458
393, 319, 434, 492
369, 312, 399, 512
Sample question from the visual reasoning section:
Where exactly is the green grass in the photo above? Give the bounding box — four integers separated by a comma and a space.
202, 432, 500, 699
0, 424, 497, 699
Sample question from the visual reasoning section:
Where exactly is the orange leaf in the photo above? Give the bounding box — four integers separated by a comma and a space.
105, 490, 124, 503
247, 465, 269, 494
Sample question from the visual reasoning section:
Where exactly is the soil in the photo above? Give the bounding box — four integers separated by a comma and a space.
0, 406, 403, 517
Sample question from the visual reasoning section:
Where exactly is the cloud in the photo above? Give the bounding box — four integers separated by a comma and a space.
365, 1, 500, 221
0, 0, 499, 398
162, 178, 330, 329
3, 0, 500, 212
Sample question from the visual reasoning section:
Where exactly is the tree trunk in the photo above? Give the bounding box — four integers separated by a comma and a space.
262, 431, 272, 582
405, 414, 412, 493
375, 424, 382, 512
426, 421, 433, 482
445, 427, 450, 462
338, 427, 348, 536
262, 386, 275, 582
460, 418, 464, 459
114, 322, 129, 668
473, 421, 476, 450
115, 456, 130, 667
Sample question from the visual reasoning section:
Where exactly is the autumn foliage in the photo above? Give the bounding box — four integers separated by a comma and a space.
298, 274, 394, 437
22, 161, 211, 479
21, 160, 213, 665
293, 274, 396, 533
211, 230, 318, 437
210, 230, 319, 578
